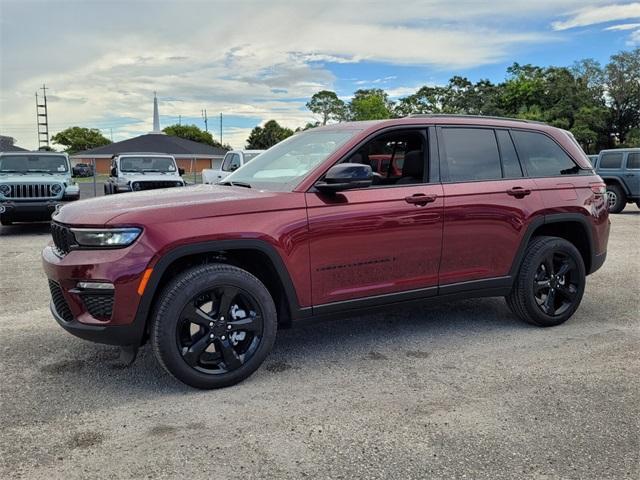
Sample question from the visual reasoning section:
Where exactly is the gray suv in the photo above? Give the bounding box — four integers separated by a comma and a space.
594, 148, 640, 213
0, 152, 80, 225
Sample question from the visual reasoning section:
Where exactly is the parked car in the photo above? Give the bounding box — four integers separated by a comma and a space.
43, 115, 609, 388
587, 154, 598, 166
593, 148, 640, 213
72, 162, 93, 177
0, 152, 80, 225
104, 153, 186, 194
202, 150, 264, 184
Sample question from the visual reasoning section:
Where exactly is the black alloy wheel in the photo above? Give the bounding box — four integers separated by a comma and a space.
176, 286, 263, 374
506, 236, 586, 327
151, 264, 277, 389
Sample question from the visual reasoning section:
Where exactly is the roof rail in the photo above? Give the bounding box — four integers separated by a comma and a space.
406, 114, 547, 125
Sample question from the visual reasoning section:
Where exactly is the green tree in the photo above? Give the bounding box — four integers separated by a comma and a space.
306, 90, 346, 125
348, 89, 393, 121
163, 124, 228, 149
604, 48, 640, 145
246, 120, 294, 149
51, 127, 111, 154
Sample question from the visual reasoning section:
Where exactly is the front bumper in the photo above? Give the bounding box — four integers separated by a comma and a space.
42, 240, 155, 346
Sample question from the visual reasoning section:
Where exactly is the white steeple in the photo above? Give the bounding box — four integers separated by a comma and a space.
150, 92, 163, 134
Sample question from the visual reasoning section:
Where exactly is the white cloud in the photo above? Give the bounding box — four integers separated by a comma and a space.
0, 0, 625, 149
628, 28, 640, 44
552, 2, 640, 30
604, 22, 640, 30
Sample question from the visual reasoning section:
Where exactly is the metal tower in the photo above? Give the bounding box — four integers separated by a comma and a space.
35, 84, 50, 150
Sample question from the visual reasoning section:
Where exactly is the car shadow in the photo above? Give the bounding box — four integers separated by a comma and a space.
2, 296, 530, 431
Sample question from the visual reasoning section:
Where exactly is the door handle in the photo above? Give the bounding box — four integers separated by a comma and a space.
506, 187, 531, 198
405, 194, 437, 206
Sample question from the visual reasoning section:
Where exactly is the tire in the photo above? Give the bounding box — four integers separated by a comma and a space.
0, 218, 12, 226
506, 236, 585, 327
635, 201, 640, 209
151, 263, 277, 389
103, 184, 109, 195
606, 184, 626, 213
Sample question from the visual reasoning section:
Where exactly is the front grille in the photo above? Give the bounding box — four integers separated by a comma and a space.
81, 293, 114, 319
3, 183, 60, 199
50, 222, 76, 255
133, 181, 180, 191
48, 280, 73, 322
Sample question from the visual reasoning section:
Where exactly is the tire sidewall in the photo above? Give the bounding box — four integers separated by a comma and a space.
521, 238, 586, 327
152, 266, 277, 389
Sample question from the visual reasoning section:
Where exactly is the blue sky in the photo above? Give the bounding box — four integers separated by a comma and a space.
1, 0, 639, 149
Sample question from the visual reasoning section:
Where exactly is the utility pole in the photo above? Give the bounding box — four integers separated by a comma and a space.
178, 114, 182, 126
201, 109, 208, 132
220, 112, 222, 145
35, 84, 50, 150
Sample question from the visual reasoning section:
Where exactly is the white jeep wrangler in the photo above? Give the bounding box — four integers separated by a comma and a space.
104, 153, 186, 194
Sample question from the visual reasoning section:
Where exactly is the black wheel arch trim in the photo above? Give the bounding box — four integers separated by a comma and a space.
508, 213, 599, 278
600, 176, 630, 195
131, 239, 308, 345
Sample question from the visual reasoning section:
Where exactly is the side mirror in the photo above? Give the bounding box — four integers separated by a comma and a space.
315, 163, 373, 193
178, 168, 185, 176
110, 167, 117, 177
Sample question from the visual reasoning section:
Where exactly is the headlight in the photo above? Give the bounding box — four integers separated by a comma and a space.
132, 182, 141, 191
71, 228, 142, 247
51, 183, 63, 195
0, 184, 10, 196
176, 181, 183, 187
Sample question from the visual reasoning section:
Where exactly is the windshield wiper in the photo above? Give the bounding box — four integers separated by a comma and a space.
27, 169, 54, 175
219, 181, 252, 188
0, 170, 26, 175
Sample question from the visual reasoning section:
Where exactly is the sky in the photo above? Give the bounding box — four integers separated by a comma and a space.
1, 0, 639, 150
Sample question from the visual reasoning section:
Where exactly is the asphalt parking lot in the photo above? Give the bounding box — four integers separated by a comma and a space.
1, 207, 638, 479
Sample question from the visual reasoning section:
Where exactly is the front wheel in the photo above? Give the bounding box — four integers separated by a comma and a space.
506, 236, 585, 327
151, 264, 277, 389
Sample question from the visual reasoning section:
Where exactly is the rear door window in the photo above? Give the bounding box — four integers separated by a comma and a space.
441, 128, 502, 182
511, 130, 579, 177
625, 153, 640, 169
599, 152, 624, 169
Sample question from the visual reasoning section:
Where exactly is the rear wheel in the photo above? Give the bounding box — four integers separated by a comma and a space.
606, 184, 626, 213
506, 236, 585, 327
151, 264, 277, 389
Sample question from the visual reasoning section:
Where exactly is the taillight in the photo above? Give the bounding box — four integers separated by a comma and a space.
589, 183, 606, 195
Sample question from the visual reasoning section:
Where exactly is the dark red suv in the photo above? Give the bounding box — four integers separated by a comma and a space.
43, 116, 610, 388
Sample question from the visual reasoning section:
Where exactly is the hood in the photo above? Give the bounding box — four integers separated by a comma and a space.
53, 184, 302, 226
122, 171, 183, 182
0, 173, 69, 184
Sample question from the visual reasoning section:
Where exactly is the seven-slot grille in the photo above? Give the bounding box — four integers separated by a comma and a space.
2, 183, 61, 199
48, 280, 73, 322
133, 180, 181, 190
50, 222, 76, 255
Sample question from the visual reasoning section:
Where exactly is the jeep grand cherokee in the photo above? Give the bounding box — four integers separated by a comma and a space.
42, 115, 610, 389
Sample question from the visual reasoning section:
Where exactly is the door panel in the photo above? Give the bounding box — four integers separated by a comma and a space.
306, 184, 444, 305
439, 179, 544, 285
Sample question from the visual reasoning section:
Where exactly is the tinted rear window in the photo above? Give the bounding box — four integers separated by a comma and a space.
626, 153, 640, 169
511, 131, 579, 177
599, 152, 623, 169
442, 128, 501, 182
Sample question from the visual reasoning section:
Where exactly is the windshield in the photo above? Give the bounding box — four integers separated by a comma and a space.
0, 154, 68, 174
223, 130, 357, 191
120, 156, 177, 173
